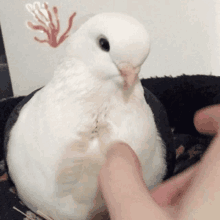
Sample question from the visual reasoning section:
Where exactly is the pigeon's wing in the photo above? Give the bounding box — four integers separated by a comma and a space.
4, 89, 42, 156
142, 86, 176, 180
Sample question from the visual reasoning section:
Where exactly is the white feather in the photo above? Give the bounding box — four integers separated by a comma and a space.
7, 12, 166, 220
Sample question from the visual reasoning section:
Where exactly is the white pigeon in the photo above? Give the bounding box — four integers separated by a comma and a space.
5, 12, 172, 220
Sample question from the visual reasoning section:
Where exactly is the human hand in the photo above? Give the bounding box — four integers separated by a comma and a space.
98, 104, 220, 220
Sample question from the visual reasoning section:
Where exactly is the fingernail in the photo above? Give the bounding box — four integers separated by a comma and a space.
106, 142, 130, 158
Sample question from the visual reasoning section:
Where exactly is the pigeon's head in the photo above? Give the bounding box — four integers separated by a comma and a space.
68, 12, 150, 90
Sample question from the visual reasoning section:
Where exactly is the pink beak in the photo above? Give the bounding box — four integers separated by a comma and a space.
118, 63, 140, 90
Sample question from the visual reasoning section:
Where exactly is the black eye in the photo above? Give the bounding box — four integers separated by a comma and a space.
99, 38, 110, 52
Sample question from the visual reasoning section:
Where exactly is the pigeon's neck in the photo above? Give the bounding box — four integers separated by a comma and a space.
41, 58, 118, 109
39, 57, 144, 117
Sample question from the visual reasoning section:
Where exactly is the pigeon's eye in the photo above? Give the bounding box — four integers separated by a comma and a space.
99, 38, 110, 52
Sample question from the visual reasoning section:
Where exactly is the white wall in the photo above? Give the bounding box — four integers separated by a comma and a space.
0, 0, 217, 95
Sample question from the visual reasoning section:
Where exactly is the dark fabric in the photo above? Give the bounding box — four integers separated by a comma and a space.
141, 75, 220, 138
0, 96, 25, 164
0, 25, 6, 58
173, 134, 212, 175
0, 65, 13, 99
0, 179, 30, 220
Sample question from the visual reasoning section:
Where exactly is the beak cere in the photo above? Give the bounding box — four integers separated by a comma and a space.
118, 63, 140, 90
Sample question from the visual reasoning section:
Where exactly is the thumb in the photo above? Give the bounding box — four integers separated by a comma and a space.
98, 143, 165, 220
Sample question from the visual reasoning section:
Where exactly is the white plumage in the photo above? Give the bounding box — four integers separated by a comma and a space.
6, 13, 167, 220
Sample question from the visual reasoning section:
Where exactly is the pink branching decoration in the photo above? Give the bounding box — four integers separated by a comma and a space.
26, 2, 76, 48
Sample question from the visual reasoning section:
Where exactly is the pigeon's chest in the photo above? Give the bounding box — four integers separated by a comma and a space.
87, 94, 156, 156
